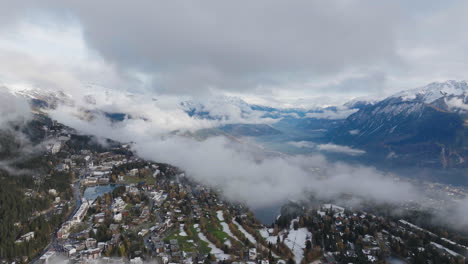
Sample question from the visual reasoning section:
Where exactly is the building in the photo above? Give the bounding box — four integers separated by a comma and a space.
15, 231, 35, 243
49, 189, 58, 196
39, 251, 56, 264
72, 199, 89, 223
51, 142, 61, 154
249, 248, 257, 260
81, 248, 102, 260
85, 238, 97, 249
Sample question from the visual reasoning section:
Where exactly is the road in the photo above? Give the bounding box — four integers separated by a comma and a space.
31, 180, 82, 263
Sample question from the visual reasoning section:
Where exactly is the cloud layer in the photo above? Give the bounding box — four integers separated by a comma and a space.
0, 88, 32, 128
2, 1, 468, 105
47, 90, 418, 210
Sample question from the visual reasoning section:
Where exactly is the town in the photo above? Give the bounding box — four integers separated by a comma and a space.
2, 117, 467, 264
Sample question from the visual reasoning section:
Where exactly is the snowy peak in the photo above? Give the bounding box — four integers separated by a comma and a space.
4, 86, 73, 109
392, 80, 468, 104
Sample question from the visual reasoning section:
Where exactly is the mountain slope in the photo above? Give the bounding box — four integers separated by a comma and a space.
327, 81, 468, 168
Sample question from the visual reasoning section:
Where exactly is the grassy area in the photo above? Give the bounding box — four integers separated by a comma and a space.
163, 225, 211, 254
122, 175, 156, 185
206, 220, 229, 243
190, 225, 211, 254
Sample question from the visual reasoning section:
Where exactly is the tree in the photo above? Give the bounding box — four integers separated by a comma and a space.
293, 221, 299, 231
305, 240, 312, 251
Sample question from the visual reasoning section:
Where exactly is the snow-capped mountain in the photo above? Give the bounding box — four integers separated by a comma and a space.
327, 80, 468, 168
5, 86, 72, 109
392, 80, 468, 104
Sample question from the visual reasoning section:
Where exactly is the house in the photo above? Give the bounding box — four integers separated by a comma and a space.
49, 189, 58, 196
39, 251, 56, 263
63, 244, 76, 257
129, 168, 139, 176
81, 248, 102, 260
130, 257, 144, 264
85, 238, 97, 249
114, 213, 123, 222
109, 224, 120, 234
249, 248, 257, 260
56, 163, 69, 172
15, 232, 35, 243
72, 199, 89, 223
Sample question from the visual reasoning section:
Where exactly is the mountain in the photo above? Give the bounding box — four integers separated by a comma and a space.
327, 80, 468, 168
219, 123, 281, 137
181, 97, 360, 139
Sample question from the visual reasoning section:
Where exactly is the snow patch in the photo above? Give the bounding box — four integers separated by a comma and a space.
233, 219, 257, 244
179, 224, 187, 237
198, 232, 230, 260
284, 219, 312, 263
216, 210, 225, 222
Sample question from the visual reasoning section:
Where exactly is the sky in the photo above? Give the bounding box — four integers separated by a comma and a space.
1, 0, 468, 107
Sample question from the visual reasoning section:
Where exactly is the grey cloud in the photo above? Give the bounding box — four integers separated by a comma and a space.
0, 88, 32, 128
3, 1, 468, 101
48, 91, 419, 209
45, 89, 467, 228
1, 0, 400, 96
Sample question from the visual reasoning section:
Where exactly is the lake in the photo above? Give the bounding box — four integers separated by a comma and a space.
83, 184, 121, 202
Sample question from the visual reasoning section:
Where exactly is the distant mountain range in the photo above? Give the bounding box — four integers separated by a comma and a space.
6, 80, 467, 168
327, 80, 467, 168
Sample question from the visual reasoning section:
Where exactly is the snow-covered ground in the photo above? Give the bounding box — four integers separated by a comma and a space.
217, 210, 240, 244
283, 219, 312, 263
233, 219, 257, 244
216, 210, 225, 221
260, 228, 279, 245
232, 221, 281, 259
224, 239, 232, 247
179, 224, 187, 236
194, 224, 230, 261
221, 222, 240, 242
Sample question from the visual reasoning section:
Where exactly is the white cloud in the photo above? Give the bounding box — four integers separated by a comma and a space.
288, 141, 316, 149
317, 143, 366, 156
45, 91, 422, 210
305, 108, 358, 120
0, 88, 32, 128
446, 97, 468, 111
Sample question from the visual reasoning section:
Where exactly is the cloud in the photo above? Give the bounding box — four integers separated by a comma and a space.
446, 97, 468, 111
0, 0, 402, 98
305, 107, 358, 120
47, 91, 419, 210
288, 141, 316, 149
0, 88, 32, 128
35, 87, 465, 229
317, 143, 366, 156
1, 1, 468, 105
182, 96, 277, 124
0, 1, 466, 229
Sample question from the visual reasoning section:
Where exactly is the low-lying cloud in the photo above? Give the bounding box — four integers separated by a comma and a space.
446, 97, 468, 111
0, 87, 462, 229
317, 143, 366, 156
47, 91, 417, 210
305, 107, 358, 120
0, 88, 32, 128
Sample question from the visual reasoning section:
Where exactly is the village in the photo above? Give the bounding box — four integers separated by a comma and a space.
8, 121, 467, 264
